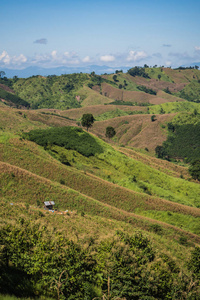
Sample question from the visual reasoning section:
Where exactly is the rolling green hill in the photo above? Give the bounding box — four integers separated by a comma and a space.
1, 67, 200, 110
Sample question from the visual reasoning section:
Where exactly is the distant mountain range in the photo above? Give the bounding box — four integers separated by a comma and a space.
2, 65, 130, 78
1, 62, 200, 78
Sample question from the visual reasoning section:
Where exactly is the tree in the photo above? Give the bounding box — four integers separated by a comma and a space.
81, 114, 95, 131
189, 160, 200, 181
113, 75, 118, 82
0, 71, 5, 78
106, 126, 116, 139
151, 115, 156, 122
158, 74, 161, 80
160, 107, 165, 114
155, 145, 166, 158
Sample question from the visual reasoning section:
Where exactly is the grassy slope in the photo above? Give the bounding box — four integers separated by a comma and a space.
0, 107, 200, 239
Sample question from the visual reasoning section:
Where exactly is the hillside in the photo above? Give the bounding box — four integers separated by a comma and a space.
1, 66, 200, 110
1, 67, 200, 299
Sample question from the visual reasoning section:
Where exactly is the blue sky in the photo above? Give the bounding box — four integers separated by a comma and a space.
0, 0, 200, 69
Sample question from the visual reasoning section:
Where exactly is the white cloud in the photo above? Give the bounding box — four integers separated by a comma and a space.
165, 61, 172, 66
100, 55, 115, 62
195, 46, 200, 51
51, 50, 57, 59
0, 50, 11, 64
0, 51, 27, 66
13, 54, 27, 64
64, 51, 70, 57
82, 56, 90, 63
126, 50, 147, 62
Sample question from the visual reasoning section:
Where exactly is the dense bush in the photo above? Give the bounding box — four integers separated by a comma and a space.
128, 67, 150, 78
0, 220, 98, 299
0, 220, 199, 299
137, 85, 157, 95
189, 160, 200, 181
23, 126, 103, 157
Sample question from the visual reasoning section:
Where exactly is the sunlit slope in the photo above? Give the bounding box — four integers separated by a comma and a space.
91, 113, 174, 150
1, 125, 200, 208
1, 135, 200, 239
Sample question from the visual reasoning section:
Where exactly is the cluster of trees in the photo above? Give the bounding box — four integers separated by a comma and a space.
155, 120, 200, 181
127, 67, 150, 78
137, 85, 157, 95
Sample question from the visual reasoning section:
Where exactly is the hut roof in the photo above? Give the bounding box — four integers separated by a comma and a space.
44, 201, 55, 206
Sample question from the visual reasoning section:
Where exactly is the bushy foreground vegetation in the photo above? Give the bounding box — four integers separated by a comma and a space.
1, 218, 200, 300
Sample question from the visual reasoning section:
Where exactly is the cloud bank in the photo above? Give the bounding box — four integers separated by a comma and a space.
0, 47, 199, 70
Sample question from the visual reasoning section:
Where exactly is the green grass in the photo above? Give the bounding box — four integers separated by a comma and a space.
176, 80, 200, 102
135, 209, 200, 235
145, 67, 174, 82
149, 101, 200, 115
95, 108, 131, 121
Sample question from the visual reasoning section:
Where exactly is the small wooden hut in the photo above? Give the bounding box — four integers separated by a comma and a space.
44, 201, 55, 210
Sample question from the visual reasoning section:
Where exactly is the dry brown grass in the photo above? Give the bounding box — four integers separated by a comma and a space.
91, 113, 175, 151
164, 68, 198, 84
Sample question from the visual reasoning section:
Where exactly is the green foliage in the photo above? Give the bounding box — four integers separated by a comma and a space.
0, 220, 98, 299
151, 114, 156, 122
137, 85, 157, 95
12, 73, 89, 109
189, 160, 200, 181
113, 75, 118, 82
162, 123, 200, 163
81, 113, 95, 131
177, 81, 200, 103
188, 246, 200, 279
105, 126, 116, 139
155, 145, 166, 158
23, 126, 103, 157
163, 87, 172, 94
2, 221, 199, 300
127, 67, 150, 78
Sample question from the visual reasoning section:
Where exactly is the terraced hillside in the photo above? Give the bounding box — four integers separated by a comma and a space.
1, 67, 200, 299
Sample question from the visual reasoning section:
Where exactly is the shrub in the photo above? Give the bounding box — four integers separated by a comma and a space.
23, 126, 103, 157
188, 246, 200, 278
105, 126, 116, 139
